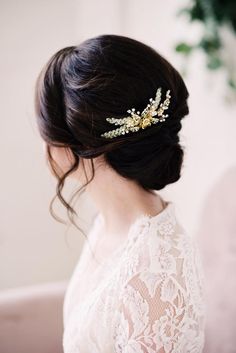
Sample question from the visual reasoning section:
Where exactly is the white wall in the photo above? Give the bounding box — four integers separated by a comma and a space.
1, 0, 236, 290
0, 0, 91, 290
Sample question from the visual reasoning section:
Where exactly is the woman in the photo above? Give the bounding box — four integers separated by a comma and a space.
34, 34, 205, 353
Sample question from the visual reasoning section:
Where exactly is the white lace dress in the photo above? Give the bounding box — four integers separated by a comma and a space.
63, 201, 206, 353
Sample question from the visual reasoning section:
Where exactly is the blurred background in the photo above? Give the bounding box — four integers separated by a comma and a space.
0, 0, 236, 352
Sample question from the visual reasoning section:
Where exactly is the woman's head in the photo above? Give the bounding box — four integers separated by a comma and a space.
34, 34, 189, 228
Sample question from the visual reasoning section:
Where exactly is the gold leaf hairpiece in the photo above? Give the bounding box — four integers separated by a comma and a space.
100, 87, 171, 139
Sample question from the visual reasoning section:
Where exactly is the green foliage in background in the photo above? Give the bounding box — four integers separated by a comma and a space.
175, 0, 236, 91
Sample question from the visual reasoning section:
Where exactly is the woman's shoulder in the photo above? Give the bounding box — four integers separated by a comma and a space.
111, 202, 206, 353
116, 200, 204, 293
123, 200, 189, 259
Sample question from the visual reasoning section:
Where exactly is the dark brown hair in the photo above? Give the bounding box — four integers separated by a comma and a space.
34, 34, 189, 237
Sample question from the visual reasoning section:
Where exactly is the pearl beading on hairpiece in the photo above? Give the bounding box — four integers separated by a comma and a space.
100, 87, 171, 139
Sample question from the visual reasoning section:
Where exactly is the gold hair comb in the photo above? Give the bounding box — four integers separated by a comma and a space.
100, 87, 171, 139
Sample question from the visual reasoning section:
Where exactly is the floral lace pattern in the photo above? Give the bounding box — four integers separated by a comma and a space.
63, 202, 205, 353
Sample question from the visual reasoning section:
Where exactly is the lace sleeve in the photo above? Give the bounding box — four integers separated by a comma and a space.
112, 234, 205, 353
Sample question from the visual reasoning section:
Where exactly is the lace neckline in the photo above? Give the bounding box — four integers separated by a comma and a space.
89, 199, 175, 268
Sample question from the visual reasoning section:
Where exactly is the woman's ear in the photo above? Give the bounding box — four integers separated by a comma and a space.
43, 145, 77, 179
